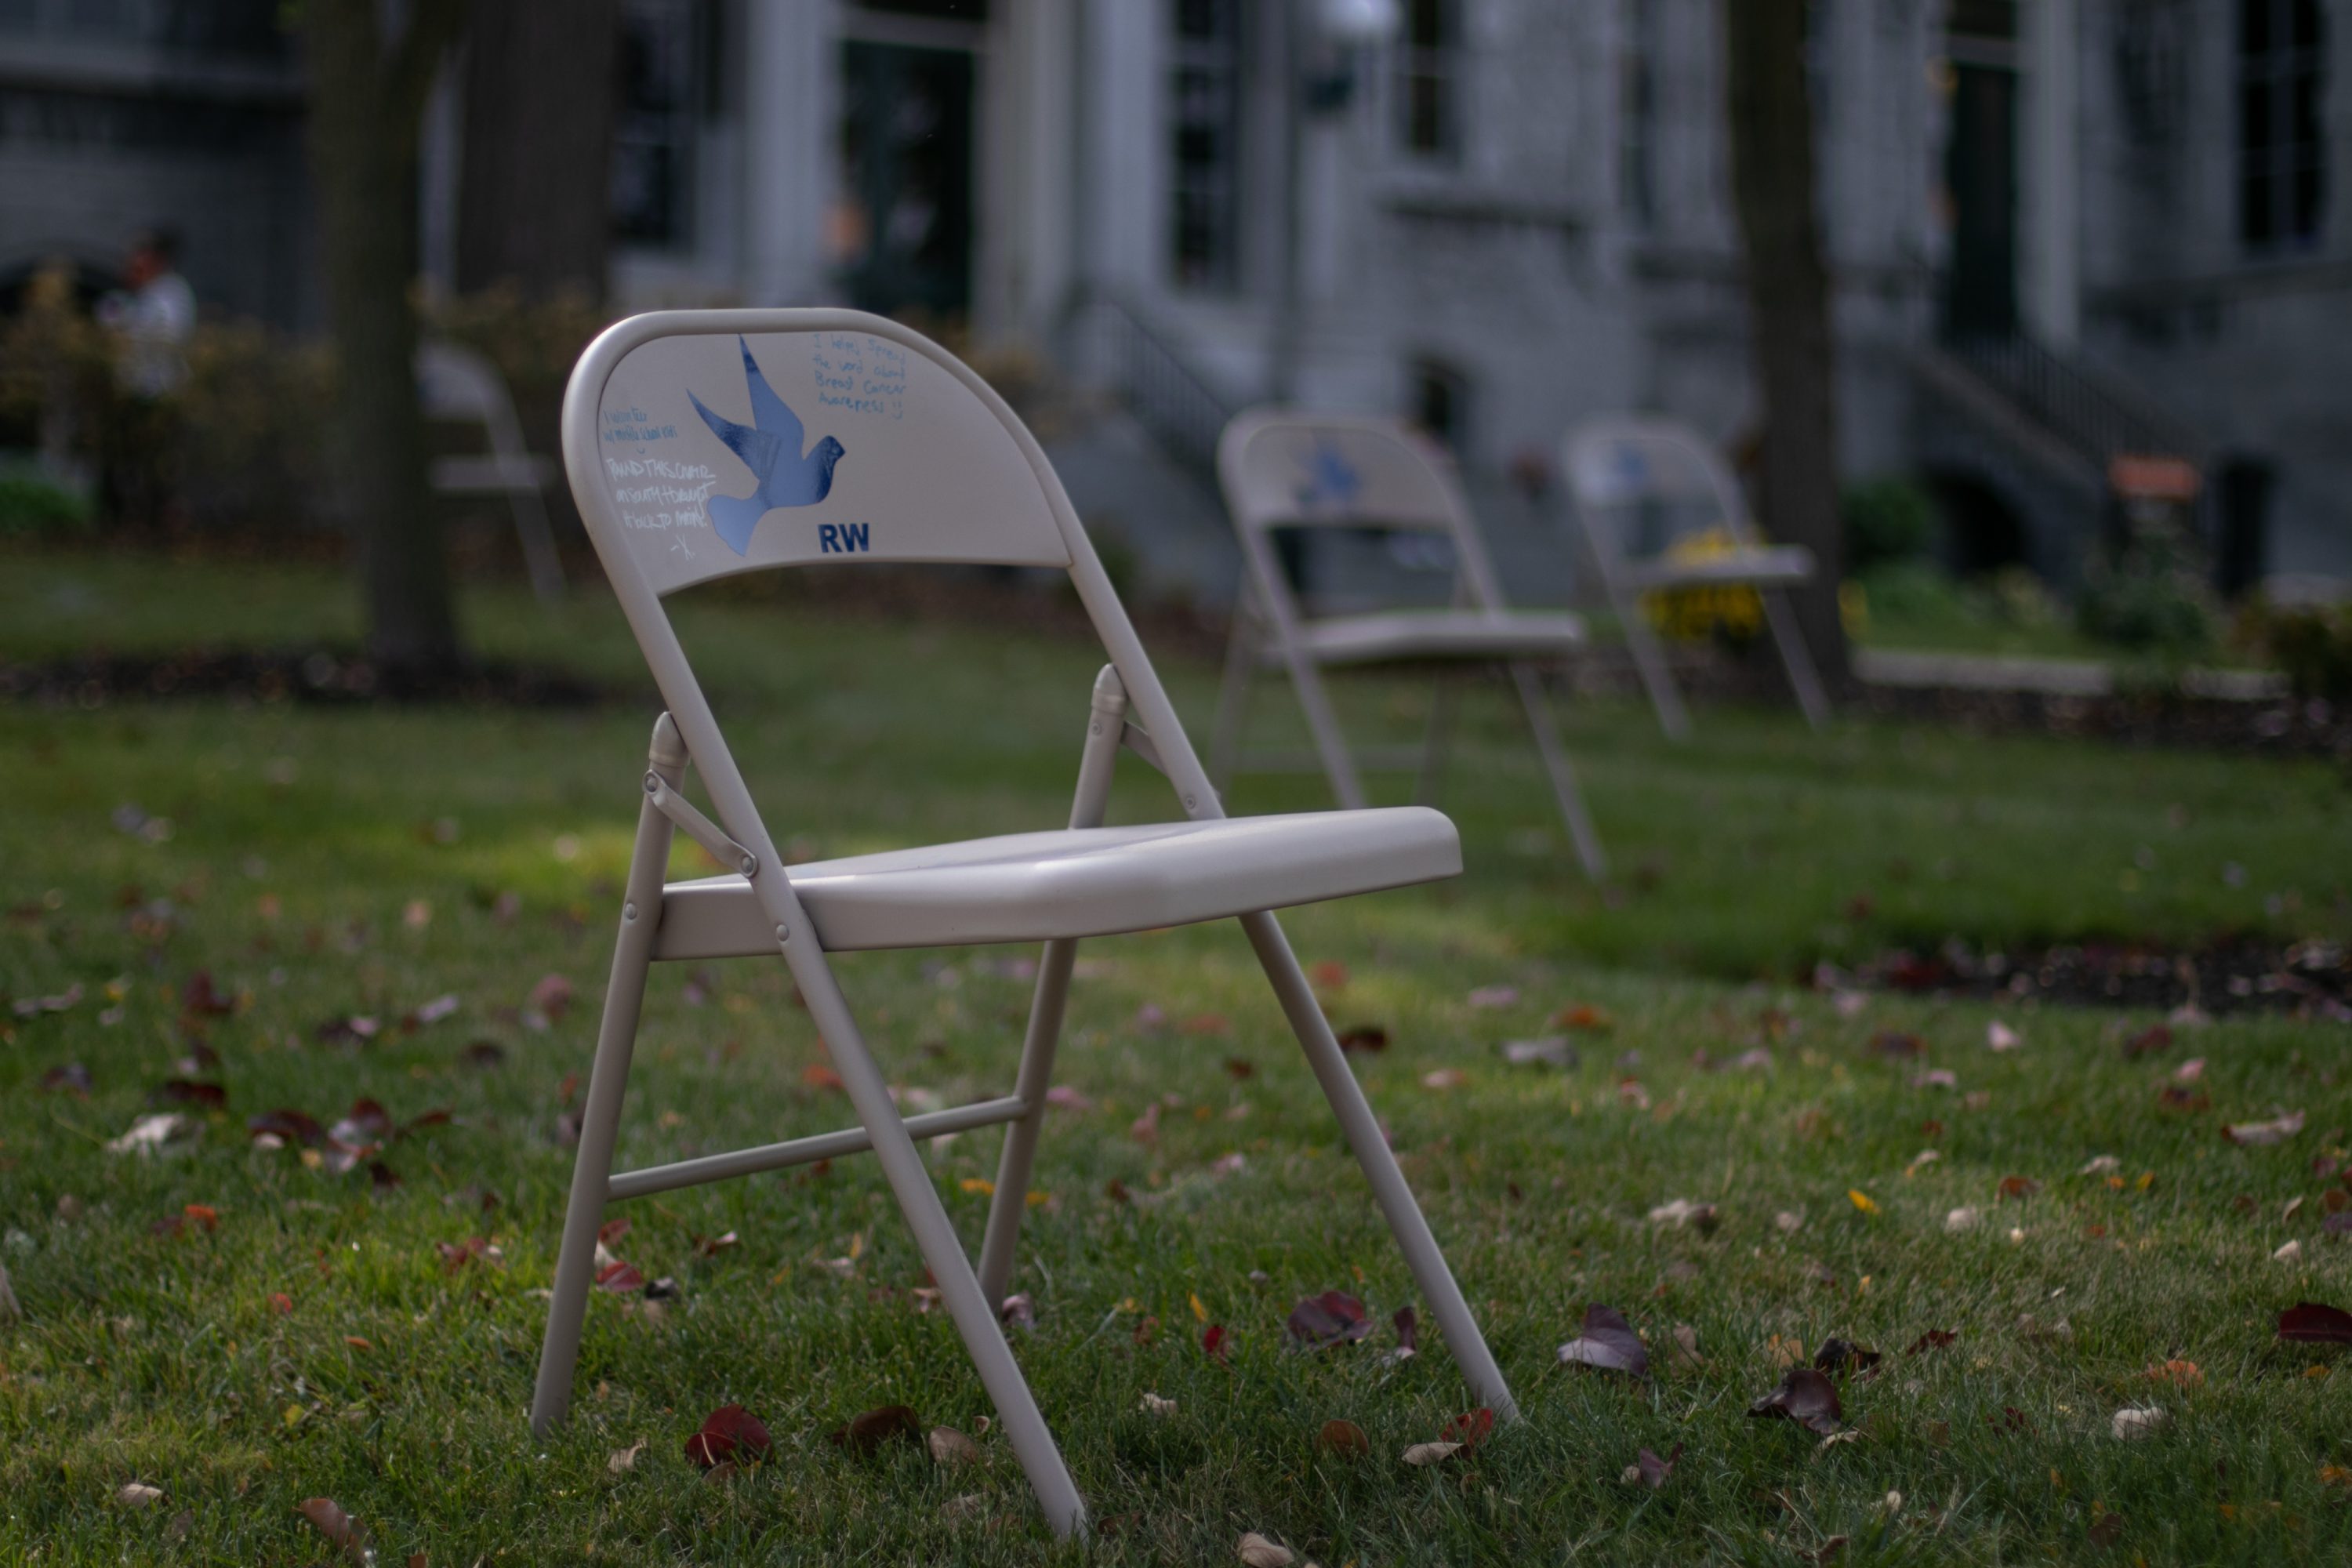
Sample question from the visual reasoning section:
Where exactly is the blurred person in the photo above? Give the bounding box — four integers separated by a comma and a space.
95, 227, 194, 528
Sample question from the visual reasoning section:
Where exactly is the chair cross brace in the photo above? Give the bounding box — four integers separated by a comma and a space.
644, 771, 757, 880
606, 1092, 1029, 1202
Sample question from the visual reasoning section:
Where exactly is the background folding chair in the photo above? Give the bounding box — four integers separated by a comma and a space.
418, 339, 566, 605
1562, 416, 1830, 739
1210, 409, 1606, 879
531, 311, 1518, 1539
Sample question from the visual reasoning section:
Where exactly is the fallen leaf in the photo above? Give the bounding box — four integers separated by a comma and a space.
1420, 1067, 1468, 1091
1554, 1002, 1613, 1032
1800, 1536, 1849, 1563
608, 1439, 646, 1474
107, 1112, 194, 1156
1139, 1391, 1176, 1416
2278, 1302, 2352, 1343
2275, 1239, 2304, 1263
295, 1497, 366, 1559
1439, 1407, 1496, 1453
1318, 1418, 1370, 1457
1466, 985, 1519, 1009
1945, 1207, 1980, 1233
1287, 1289, 1371, 1348
1748, 1367, 1842, 1436
2174, 1057, 2206, 1083
1203, 1323, 1230, 1362
114, 1482, 165, 1508
1000, 1293, 1036, 1331
829, 1405, 922, 1454
2122, 1025, 2172, 1060
927, 1426, 982, 1465
1236, 1531, 1295, 1567
1987, 1021, 2022, 1052
2223, 1110, 2307, 1147
1847, 1189, 1879, 1217
692, 1231, 739, 1258
1401, 1440, 1464, 1466
1635, 1443, 1682, 1490
1501, 1036, 1577, 1068
594, 1260, 645, 1294
2088, 1511, 2127, 1549
529, 972, 574, 1020
2145, 1359, 2203, 1386
1648, 1198, 1720, 1232
1393, 1304, 1418, 1356
39, 1062, 93, 1096
1335, 1024, 1388, 1054
1813, 1338, 1882, 1377
1869, 1031, 1922, 1059
2111, 1406, 2168, 1440
2079, 1155, 2122, 1175
1998, 1175, 2042, 1202
1557, 1303, 1648, 1377
684, 1404, 773, 1468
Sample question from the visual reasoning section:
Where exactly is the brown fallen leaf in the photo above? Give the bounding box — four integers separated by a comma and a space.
1748, 1366, 1842, 1436
115, 1481, 165, 1508
608, 1439, 646, 1474
927, 1426, 981, 1466
295, 1497, 367, 1560
1998, 1175, 2042, 1202
1236, 1532, 1295, 1567
2122, 1024, 2172, 1060
1557, 1303, 1648, 1376
1317, 1418, 1370, 1457
1287, 1289, 1371, 1348
1392, 1303, 1418, 1356
1635, 1442, 1682, 1490
1401, 1439, 1464, 1466
2087, 1510, 2126, 1549
829, 1404, 922, 1454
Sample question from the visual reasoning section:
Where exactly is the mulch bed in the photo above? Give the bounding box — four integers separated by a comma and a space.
1831, 935, 2352, 1022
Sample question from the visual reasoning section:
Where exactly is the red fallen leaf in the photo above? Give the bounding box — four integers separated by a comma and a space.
397, 1106, 452, 1137
1800, 1536, 1849, 1564
1287, 1290, 1372, 1348
594, 1261, 645, 1294
1104, 1178, 1133, 1206
2325, 1213, 2352, 1238
1748, 1366, 1842, 1435
2278, 1302, 2352, 1343
1308, 960, 1350, 989
2087, 1512, 2127, 1549
268, 1292, 293, 1315
1394, 1304, 1419, 1355
2123, 1025, 2172, 1060
1557, 1302, 1649, 1376
1636, 1441, 1682, 1490
368, 1161, 401, 1189
459, 1039, 506, 1069
529, 972, 575, 1021
1440, 1406, 1496, 1453
1334, 1024, 1388, 1054
1318, 1418, 1370, 1457
598, 1218, 633, 1246
1991, 1406, 2032, 1433
176, 1041, 222, 1073
39, 1062, 93, 1096
1906, 1329, 1958, 1354
1177, 1013, 1230, 1036
1813, 1338, 1882, 1377
802, 1063, 845, 1092
180, 971, 235, 1018
294, 1497, 366, 1559
828, 1404, 922, 1453
1203, 1323, 1231, 1362
436, 1236, 495, 1272
1998, 1175, 2043, 1202
336, 1098, 394, 1140
153, 1080, 227, 1109
2158, 1085, 2211, 1112
1553, 1003, 1615, 1033
693, 1231, 740, 1258
249, 1108, 327, 1146
1221, 1057, 1256, 1080
1869, 1031, 1923, 1059
684, 1403, 773, 1468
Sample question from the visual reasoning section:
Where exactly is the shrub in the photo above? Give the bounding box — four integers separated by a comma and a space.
1842, 477, 1937, 574
2245, 600, 2352, 700
2077, 509, 2220, 663
0, 461, 92, 536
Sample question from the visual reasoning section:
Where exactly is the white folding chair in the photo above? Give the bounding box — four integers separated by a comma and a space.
419, 340, 566, 605
530, 312, 1518, 1538
1562, 417, 1829, 739
1210, 409, 1606, 879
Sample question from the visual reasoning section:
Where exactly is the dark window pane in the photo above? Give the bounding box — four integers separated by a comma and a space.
2292, 162, 2324, 238
2242, 0, 2271, 54
2242, 167, 2276, 245
2290, 0, 2321, 48
2241, 80, 2273, 153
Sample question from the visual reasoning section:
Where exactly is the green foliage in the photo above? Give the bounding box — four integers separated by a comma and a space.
2245, 599, 2352, 701
2077, 509, 2221, 665
1842, 477, 1937, 574
0, 462, 91, 536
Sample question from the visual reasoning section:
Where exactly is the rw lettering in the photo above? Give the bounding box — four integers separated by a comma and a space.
817, 523, 870, 554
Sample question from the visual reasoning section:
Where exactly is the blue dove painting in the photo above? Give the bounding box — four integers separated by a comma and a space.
688, 336, 848, 554
1294, 437, 1363, 514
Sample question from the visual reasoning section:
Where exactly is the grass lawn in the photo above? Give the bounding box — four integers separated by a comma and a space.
3, 550, 2350, 1566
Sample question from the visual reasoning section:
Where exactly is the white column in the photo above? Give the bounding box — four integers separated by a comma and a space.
741, 0, 837, 306
2020, 0, 2081, 348
978, 0, 1079, 343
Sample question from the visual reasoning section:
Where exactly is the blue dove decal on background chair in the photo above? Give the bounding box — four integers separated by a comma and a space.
688, 336, 848, 554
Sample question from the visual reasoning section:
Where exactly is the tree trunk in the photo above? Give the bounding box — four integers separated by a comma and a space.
1725, 0, 1849, 693
302, 0, 470, 677
456, 0, 619, 302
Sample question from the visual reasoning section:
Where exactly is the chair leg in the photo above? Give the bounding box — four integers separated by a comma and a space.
1209, 606, 1260, 794
1617, 593, 1693, 741
1413, 674, 1459, 807
1507, 662, 1608, 880
1238, 909, 1519, 1421
1282, 652, 1371, 810
793, 955, 1088, 1537
976, 937, 1078, 1304
1760, 586, 1832, 731
530, 748, 679, 1435
511, 485, 567, 608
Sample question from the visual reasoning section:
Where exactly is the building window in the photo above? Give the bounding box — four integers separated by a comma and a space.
2239, 0, 2328, 250
1169, 0, 1244, 290
1410, 357, 1470, 456
1619, 0, 1654, 223
612, 0, 702, 247
1396, 0, 1461, 161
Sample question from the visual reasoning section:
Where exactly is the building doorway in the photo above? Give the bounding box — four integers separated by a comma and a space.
836, 2, 983, 321
1942, 3, 2019, 339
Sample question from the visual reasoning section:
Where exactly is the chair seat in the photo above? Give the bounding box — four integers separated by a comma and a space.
1284, 609, 1588, 666
651, 808, 1461, 956
1617, 544, 1814, 593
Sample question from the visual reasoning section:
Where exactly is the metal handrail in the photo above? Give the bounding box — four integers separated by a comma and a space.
1063, 286, 1240, 480
1944, 328, 2207, 472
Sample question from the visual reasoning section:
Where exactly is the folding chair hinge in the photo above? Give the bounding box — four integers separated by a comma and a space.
644, 771, 757, 879
1119, 720, 1169, 779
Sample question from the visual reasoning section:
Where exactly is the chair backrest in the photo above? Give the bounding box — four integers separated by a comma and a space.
561, 310, 1227, 941
1216, 408, 1509, 615
1562, 417, 1759, 569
